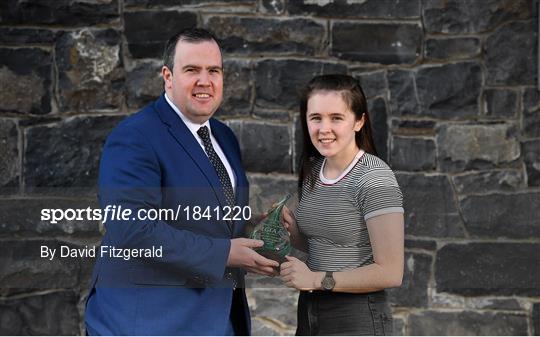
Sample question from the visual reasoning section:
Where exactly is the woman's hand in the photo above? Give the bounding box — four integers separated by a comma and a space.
280, 256, 323, 291
281, 206, 308, 252
281, 206, 301, 240
281, 206, 298, 235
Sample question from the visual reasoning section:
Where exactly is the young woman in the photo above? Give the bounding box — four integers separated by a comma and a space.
280, 74, 404, 336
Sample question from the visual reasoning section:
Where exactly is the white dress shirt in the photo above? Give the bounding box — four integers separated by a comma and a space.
164, 93, 236, 192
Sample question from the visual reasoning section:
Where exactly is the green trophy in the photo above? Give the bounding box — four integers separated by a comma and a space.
250, 194, 292, 263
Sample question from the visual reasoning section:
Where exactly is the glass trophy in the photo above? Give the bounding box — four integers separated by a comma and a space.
250, 194, 292, 263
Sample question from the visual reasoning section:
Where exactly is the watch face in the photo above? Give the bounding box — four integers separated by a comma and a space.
322, 276, 335, 290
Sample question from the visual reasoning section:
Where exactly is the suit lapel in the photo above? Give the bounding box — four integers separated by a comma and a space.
154, 95, 233, 233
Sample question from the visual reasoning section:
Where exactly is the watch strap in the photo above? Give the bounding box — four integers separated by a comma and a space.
321, 271, 335, 291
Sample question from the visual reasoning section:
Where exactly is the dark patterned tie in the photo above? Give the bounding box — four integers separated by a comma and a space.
197, 126, 235, 207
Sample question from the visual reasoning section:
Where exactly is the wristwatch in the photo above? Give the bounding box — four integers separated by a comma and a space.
321, 271, 335, 291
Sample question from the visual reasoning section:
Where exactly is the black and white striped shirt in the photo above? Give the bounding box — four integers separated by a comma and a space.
296, 150, 404, 272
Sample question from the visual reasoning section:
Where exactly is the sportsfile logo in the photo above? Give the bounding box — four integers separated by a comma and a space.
40, 205, 252, 224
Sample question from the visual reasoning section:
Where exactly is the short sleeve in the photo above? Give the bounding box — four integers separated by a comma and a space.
356, 168, 404, 221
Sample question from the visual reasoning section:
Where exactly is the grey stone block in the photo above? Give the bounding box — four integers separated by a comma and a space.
125, 0, 249, 7
416, 62, 482, 119
0, 0, 119, 26
0, 48, 52, 114
392, 316, 405, 336
232, 121, 291, 174
391, 120, 436, 136
355, 71, 387, 99
331, 22, 422, 64
422, 0, 533, 34
387, 69, 419, 117
205, 16, 325, 55
534, 303, 540, 336
0, 27, 55, 45
247, 289, 298, 327
425, 37, 480, 60
368, 97, 389, 162
0, 119, 19, 193
460, 193, 540, 239
405, 239, 437, 251
437, 124, 520, 172
126, 61, 163, 109
218, 59, 252, 118
485, 21, 537, 86
124, 10, 197, 59
0, 198, 100, 236
523, 88, 540, 138
24, 115, 123, 191
390, 136, 436, 171
251, 318, 282, 336
523, 140, 540, 187
0, 291, 80, 335
388, 252, 431, 308
260, 0, 285, 14
247, 173, 297, 215
245, 273, 284, 289
288, 0, 421, 18
436, 242, 540, 296
396, 173, 465, 238
409, 310, 528, 335
251, 109, 290, 121
0, 240, 88, 293
483, 89, 518, 119
468, 297, 524, 311
452, 170, 525, 195
254, 60, 346, 110
55, 29, 124, 112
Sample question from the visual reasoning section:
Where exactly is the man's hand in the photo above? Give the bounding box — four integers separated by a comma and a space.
227, 238, 279, 276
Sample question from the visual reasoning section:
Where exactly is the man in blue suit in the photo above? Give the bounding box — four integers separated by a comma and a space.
85, 28, 279, 335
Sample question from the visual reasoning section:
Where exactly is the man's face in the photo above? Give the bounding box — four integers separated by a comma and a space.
163, 40, 223, 124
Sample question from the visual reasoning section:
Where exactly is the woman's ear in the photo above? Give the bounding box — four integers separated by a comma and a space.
354, 114, 365, 132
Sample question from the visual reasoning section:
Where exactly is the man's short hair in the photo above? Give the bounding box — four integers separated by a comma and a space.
163, 28, 222, 72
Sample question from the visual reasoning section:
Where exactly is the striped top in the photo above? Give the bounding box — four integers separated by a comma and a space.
296, 150, 404, 272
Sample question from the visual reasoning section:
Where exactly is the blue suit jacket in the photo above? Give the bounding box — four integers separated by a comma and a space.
85, 94, 251, 335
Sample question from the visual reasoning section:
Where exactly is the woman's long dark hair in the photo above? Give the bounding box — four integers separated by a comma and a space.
298, 74, 377, 195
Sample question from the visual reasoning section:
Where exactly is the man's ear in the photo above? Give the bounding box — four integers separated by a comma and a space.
354, 114, 365, 132
162, 66, 172, 89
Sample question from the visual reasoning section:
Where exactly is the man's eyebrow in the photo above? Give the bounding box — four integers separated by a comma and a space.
182, 65, 222, 70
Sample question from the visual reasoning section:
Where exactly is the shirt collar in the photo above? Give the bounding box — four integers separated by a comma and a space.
164, 93, 211, 136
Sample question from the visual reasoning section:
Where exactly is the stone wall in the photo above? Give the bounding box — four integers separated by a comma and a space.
0, 0, 539, 335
